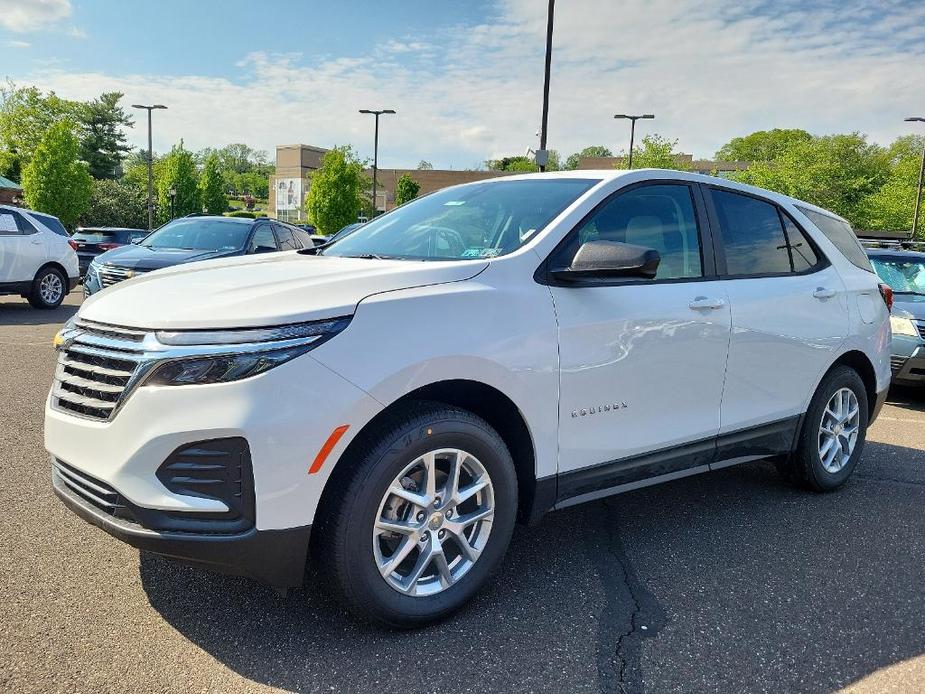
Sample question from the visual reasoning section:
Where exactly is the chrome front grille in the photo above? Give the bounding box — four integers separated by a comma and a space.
52, 319, 149, 421
918, 322, 925, 341
97, 265, 148, 288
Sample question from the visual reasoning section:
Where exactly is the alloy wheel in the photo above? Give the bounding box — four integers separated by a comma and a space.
39, 272, 63, 305
372, 448, 495, 597
818, 387, 860, 473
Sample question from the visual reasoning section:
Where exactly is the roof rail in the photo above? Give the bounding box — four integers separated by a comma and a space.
858, 237, 925, 250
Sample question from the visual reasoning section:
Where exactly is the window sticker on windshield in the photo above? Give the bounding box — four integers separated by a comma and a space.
443, 201, 466, 206
462, 247, 502, 258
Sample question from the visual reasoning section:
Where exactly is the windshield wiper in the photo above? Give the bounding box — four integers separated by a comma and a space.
341, 253, 394, 260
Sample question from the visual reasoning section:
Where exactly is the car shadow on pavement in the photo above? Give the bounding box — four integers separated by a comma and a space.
141, 453, 925, 694
886, 384, 925, 412
0, 299, 78, 326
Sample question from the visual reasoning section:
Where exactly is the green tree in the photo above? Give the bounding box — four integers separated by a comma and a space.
861, 135, 924, 234
79, 179, 148, 228
716, 129, 813, 162
198, 154, 227, 215
486, 151, 560, 173
417, 160, 434, 170
78, 92, 134, 179
157, 141, 200, 221
0, 83, 79, 172
395, 173, 421, 206
304, 145, 366, 235
623, 135, 690, 170
565, 145, 613, 170
732, 133, 889, 227
21, 120, 92, 229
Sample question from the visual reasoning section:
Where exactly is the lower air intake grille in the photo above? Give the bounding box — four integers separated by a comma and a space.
890, 356, 906, 375
53, 458, 136, 524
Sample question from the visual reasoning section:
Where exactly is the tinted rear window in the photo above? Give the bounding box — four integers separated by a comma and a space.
31, 213, 69, 237
73, 231, 119, 242
798, 207, 873, 273
712, 190, 792, 275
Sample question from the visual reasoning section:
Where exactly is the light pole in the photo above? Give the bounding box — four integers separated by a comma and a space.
169, 186, 177, 220
132, 104, 167, 230
359, 108, 395, 217
906, 117, 925, 240
614, 113, 654, 169
537, 0, 555, 172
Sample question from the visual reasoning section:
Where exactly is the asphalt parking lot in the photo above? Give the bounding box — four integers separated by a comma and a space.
1, 292, 923, 693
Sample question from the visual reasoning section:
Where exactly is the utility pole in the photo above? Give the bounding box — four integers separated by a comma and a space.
537, 0, 555, 172
906, 117, 925, 239
132, 104, 167, 230
359, 109, 396, 216
613, 113, 654, 169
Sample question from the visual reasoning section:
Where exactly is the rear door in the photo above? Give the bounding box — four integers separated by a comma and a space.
0, 209, 47, 283
547, 181, 731, 498
704, 186, 849, 436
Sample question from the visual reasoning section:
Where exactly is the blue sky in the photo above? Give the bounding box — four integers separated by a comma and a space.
2, 0, 924, 169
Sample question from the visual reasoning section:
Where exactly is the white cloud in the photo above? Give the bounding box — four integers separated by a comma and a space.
0, 0, 71, 32
65, 26, 86, 39
7, 40, 32, 48
16, 0, 925, 167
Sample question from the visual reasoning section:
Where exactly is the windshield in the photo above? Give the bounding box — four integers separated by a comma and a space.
871, 256, 925, 294
141, 219, 251, 251
323, 178, 599, 260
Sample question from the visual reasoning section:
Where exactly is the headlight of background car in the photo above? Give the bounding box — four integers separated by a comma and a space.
889, 314, 919, 337
146, 316, 350, 386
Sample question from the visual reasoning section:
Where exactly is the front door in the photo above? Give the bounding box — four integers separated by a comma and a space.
546, 182, 731, 501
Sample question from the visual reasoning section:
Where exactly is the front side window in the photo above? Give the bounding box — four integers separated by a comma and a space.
324, 178, 599, 261
553, 183, 704, 280
140, 219, 253, 251
798, 206, 873, 273
870, 256, 925, 295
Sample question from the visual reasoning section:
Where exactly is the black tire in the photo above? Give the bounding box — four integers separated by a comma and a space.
313, 401, 518, 628
779, 365, 869, 491
27, 266, 66, 309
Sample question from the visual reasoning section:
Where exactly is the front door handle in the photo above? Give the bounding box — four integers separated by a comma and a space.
31, 238, 43, 245
689, 296, 726, 310
813, 287, 837, 300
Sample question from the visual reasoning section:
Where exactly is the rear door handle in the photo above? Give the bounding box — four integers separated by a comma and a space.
31, 238, 43, 245
813, 287, 837, 299
689, 296, 726, 310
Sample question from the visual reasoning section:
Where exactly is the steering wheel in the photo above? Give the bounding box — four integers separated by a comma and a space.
425, 225, 467, 257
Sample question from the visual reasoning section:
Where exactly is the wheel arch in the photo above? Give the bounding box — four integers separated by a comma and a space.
33, 261, 71, 293
314, 379, 547, 533
828, 349, 877, 413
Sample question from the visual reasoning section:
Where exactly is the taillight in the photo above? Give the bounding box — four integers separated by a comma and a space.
67, 239, 79, 251
878, 283, 893, 313
97, 242, 120, 251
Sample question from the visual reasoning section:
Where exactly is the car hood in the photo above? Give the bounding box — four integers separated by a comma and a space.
93, 244, 240, 270
79, 251, 490, 329
893, 293, 925, 321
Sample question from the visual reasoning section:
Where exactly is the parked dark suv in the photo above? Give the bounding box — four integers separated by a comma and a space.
84, 216, 315, 296
70, 227, 149, 276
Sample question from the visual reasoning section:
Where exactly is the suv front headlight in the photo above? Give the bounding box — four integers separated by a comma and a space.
889, 314, 919, 337
145, 316, 351, 386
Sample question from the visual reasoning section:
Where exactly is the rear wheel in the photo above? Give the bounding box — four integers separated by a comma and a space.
778, 366, 869, 491
314, 402, 517, 628
28, 266, 66, 309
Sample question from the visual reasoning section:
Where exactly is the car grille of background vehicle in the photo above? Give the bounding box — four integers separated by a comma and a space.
52, 320, 146, 421
98, 265, 149, 288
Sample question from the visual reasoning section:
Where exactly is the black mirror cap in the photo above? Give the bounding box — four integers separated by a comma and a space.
552, 240, 661, 281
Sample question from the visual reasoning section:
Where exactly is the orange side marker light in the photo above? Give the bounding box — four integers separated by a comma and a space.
309, 425, 350, 474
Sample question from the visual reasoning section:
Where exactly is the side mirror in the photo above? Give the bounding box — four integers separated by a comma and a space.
551, 240, 660, 282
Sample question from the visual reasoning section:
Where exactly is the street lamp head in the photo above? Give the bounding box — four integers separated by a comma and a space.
359, 108, 396, 115
169, 187, 177, 197
359, 109, 373, 114
906, 117, 925, 123
152, 104, 167, 110
383, 109, 396, 114
641, 114, 655, 119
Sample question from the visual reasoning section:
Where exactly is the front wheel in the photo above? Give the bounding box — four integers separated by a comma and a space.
28, 266, 66, 309
779, 365, 869, 491
314, 403, 518, 628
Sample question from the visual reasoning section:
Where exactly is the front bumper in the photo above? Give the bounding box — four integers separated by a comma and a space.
53, 464, 311, 588
891, 344, 925, 386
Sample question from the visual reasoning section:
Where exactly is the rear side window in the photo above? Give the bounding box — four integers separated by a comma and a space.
712, 190, 791, 275
797, 206, 873, 273
31, 212, 69, 237
274, 225, 298, 250
711, 190, 822, 276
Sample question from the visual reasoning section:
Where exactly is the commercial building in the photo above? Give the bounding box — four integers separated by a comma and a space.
0, 175, 23, 206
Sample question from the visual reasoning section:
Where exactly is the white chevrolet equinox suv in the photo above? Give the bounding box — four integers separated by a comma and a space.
45, 170, 891, 627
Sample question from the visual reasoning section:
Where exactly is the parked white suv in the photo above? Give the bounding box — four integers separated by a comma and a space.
0, 205, 79, 308
45, 171, 891, 627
